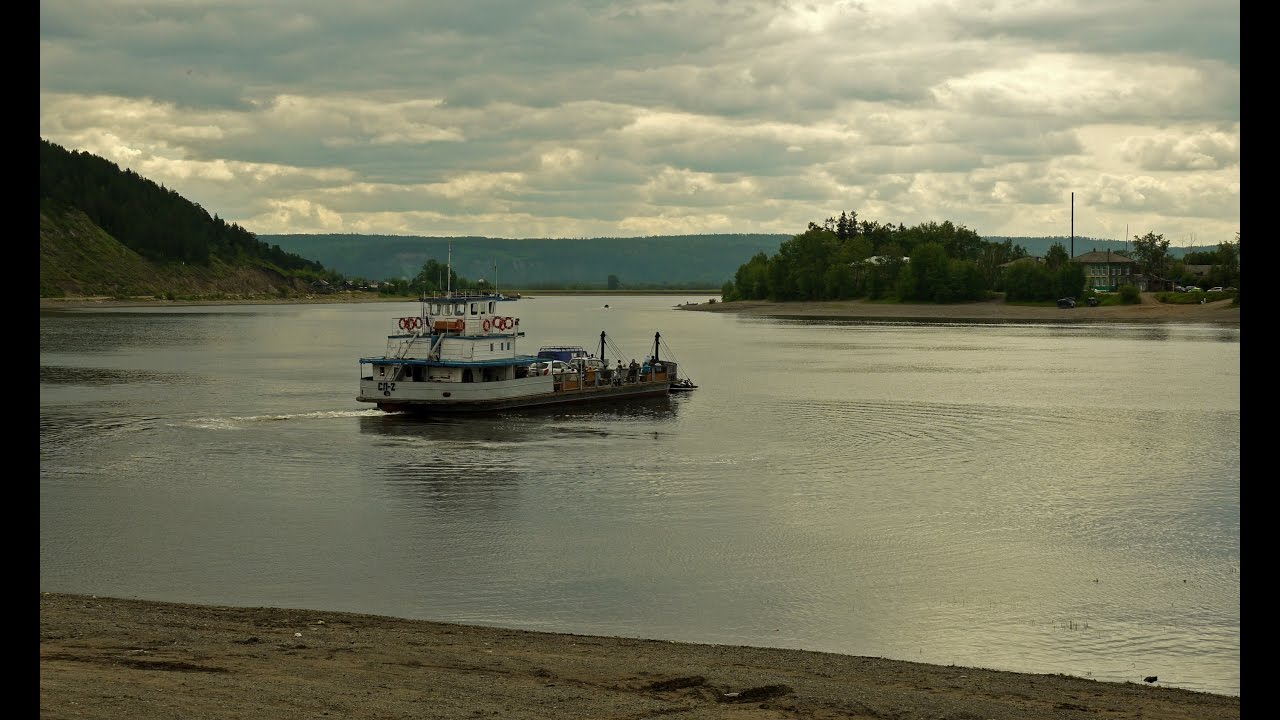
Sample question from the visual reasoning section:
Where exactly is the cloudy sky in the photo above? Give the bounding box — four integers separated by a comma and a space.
40, 1, 1239, 246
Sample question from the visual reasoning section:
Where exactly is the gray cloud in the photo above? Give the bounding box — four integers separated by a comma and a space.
40, 0, 1239, 244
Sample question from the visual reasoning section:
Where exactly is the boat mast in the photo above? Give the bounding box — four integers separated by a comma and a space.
652, 331, 660, 362
599, 331, 607, 365
446, 241, 452, 297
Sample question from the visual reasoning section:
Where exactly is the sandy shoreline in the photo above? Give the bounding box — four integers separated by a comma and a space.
39, 593, 1238, 719
678, 294, 1240, 325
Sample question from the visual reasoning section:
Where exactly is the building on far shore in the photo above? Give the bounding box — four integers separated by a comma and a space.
1071, 250, 1140, 292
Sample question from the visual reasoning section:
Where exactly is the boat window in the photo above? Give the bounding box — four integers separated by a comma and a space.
431, 303, 440, 314
488, 301, 495, 313
454, 303, 465, 315
470, 303, 478, 315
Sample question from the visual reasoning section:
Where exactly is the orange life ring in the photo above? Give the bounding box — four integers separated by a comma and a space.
499, 317, 510, 330
412, 317, 422, 329
398, 317, 408, 330
483, 319, 492, 332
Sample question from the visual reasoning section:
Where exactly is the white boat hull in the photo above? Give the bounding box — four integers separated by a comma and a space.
357, 374, 669, 413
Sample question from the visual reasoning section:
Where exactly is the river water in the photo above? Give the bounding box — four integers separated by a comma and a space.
38, 294, 1240, 696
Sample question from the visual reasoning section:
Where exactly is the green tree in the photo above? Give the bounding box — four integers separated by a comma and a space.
899, 242, 949, 301
1054, 262, 1087, 298
730, 252, 771, 300
607, 274, 620, 290
1044, 242, 1069, 270
866, 242, 905, 300
776, 226, 837, 300
823, 263, 856, 299
952, 260, 987, 300
845, 235, 874, 264
1004, 263, 1056, 301
1208, 237, 1240, 288
1131, 232, 1172, 280
836, 210, 858, 240
412, 259, 462, 293
979, 239, 1027, 289
768, 253, 796, 300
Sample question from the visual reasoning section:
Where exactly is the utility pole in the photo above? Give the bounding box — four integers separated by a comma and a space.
1070, 192, 1074, 258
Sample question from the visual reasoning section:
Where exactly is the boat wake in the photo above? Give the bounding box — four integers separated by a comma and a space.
181, 408, 383, 430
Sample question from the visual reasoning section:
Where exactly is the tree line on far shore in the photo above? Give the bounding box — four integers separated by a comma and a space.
720, 212, 1241, 304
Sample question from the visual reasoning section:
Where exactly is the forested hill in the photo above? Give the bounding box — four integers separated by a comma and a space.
258, 233, 789, 288
40, 138, 334, 299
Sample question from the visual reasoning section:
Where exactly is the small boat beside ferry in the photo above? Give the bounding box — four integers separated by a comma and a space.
357, 290, 696, 413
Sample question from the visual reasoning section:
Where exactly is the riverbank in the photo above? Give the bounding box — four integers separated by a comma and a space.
37, 288, 719, 310
679, 293, 1240, 325
41, 291, 1241, 325
39, 593, 1238, 719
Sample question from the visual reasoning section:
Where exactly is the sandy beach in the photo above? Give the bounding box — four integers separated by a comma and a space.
678, 293, 1240, 325
39, 593, 1239, 719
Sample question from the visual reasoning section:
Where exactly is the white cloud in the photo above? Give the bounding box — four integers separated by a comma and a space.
39, 0, 1240, 244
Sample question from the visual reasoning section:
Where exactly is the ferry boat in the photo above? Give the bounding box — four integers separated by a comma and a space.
357, 291, 696, 413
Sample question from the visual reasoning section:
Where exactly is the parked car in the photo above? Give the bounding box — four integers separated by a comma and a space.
1207, 286, 1224, 293
1172, 286, 1186, 293
1057, 297, 1076, 309
528, 359, 570, 375
1085, 296, 1100, 307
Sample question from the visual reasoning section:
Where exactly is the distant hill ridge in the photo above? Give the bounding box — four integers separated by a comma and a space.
982, 237, 1198, 260
260, 233, 1193, 287
257, 233, 789, 288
